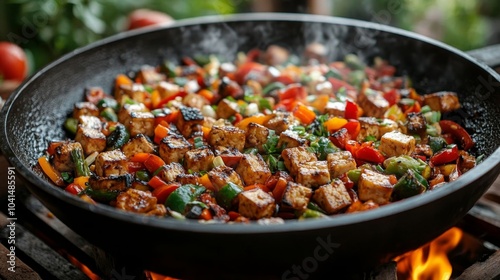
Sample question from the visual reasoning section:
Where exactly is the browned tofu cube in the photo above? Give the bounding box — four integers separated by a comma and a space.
159, 134, 191, 164
217, 98, 239, 119
78, 115, 102, 131
116, 83, 147, 103
208, 165, 243, 191
324, 101, 345, 117
89, 174, 133, 191
358, 169, 393, 205
184, 148, 214, 172
296, 161, 330, 188
176, 106, 204, 138
75, 126, 106, 156
281, 182, 312, 210
281, 146, 318, 176
356, 117, 399, 142
118, 103, 148, 124
95, 150, 128, 177
123, 111, 155, 137
53, 141, 83, 173
379, 131, 416, 157
208, 125, 246, 151
235, 154, 271, 186
177, 173, 199, 186
278, 130, 306, 149
116, 188, 158, 213
313, 180, 352, 214
121, 134, 155, 158
73, 102, 99, 119
238, 188, 276, 219
156, 81, 181, 99
245, 122, 270, 152
358, 87, 389, 118
406, 112, 427, 137
135, 66, 165, 85
158, 162, 185, 183
264, 111, 297, 134
424, 91, 460, 113
327, 151, 357, 178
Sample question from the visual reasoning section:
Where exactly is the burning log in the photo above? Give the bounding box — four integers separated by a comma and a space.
455, 250, 500, 280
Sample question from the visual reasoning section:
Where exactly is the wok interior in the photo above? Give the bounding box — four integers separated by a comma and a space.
2, 15, 500, 276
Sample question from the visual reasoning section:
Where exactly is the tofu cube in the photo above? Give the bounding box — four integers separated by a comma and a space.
208, 165, 243, 191
117, 83, 147, 103
184, 148, 214, 172
217, 98, 239, 119
159, 134, 192, 164
176, 173, 199, 186
235, 154, 271, 185
238, 188, 276, 219
124, 111, 155, 137
158, 162, 185, 183
264, 111, 297, 134
121, 134, 155, 158
176, 106, 204, 138
358, 87, 389, 118
313, 180, 352, 214
406, 112, 427, 137
378, 118, 399, 136
379, 131, 416, 157
208, 125, 246, 151
281, 182, 313, 210
73, 102, 99, 119
296, 161, 330, 188
89, 174, 133, 191
75, 126, 106, 156
245, 122, 270, 152
281, 146, 318, 176
278, 130, 306, 149
95, 150, 128, 177
424, 91, 460, 113
53, 141, 83, 173
118, 103, 147, 124
78, 115, 102, 131
324, 101, 345, 117
358, 169, 393, 205
156, 81, 181, 99
116, 188, 161, 214
357, 117, 381, 142
327, 151, 357, 178
136, 66, 165, 85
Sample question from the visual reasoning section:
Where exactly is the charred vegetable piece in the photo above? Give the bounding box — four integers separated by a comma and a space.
107, 125, 130, 150
216, 182, 242, 210
83, 187, 120, 202
392, 169, 428, 200
383, 155, 427, 178
165, 184, 206, 214
71, 148, 91, 177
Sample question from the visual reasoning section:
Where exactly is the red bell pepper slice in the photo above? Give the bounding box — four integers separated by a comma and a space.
152, 183, 180, 204
65, 183, 84, 195
338, 173, 354, 189
356, 146, 385, 164
330, 128, 351, 149
438, 120, 474, 150
430, 145, 459, 166
344, 100, 359, 120
234, 61, 266, 85
156, 90, 187, 108
342, 120, 360, 139
144, 154, 166, 173
128, 161, 145, 173
278, 84, 307, 102
220, 154, 243, 168
344, 140, 360, 156
383, 89, 400, 106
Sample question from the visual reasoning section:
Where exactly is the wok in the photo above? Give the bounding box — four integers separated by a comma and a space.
1, 13, 500, 278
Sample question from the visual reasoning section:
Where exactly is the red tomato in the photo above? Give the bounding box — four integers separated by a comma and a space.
127, 9, 174, 30
0, 42, 28, 82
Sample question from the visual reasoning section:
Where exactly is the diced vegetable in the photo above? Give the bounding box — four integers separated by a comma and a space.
165, 184, 206, 213
216, 182, 243, 209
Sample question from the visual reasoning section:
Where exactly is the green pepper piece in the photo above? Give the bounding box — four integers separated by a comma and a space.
344, 54, 365, 70
135, 170, 150, 182
347, 169, 361, 183
100, 107, 118, 122
383, 155, 427, 178
161, 61, 177, 78
216, 182, 242, 209
428, 136, 447, 154
307, 202, 327, 214
262, 82, 285, 95
165, 184, 206, 214
324, 68, 343, 80
392, 169, 427, 200
298, 209, 327, 220
83, 188, 120, 202
97, 98, 119, 111
64, 118, 78, 134
71, 148, 90, 177
106, 125, 130, 150
347, 70, 365, 88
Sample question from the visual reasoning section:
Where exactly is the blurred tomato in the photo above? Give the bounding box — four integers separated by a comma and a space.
127, 9, 174, 30
0, 42, 28, 82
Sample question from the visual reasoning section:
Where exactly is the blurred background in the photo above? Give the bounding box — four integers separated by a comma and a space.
0, 0, 499, 74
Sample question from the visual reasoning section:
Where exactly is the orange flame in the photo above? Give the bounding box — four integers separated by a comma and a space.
395, 227, 463, 280
66, 255, 100, 280
145, 270, 180, 280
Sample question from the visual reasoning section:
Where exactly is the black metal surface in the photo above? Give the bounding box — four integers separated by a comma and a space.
1, 13, 500, 278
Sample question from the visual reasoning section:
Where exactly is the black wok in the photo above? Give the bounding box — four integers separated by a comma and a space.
1, 13, 500, 278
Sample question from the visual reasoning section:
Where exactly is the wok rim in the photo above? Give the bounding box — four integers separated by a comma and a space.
1, 12, 500, 235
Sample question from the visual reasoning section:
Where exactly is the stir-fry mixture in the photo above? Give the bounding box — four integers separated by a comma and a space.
39, 44, 477, 223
